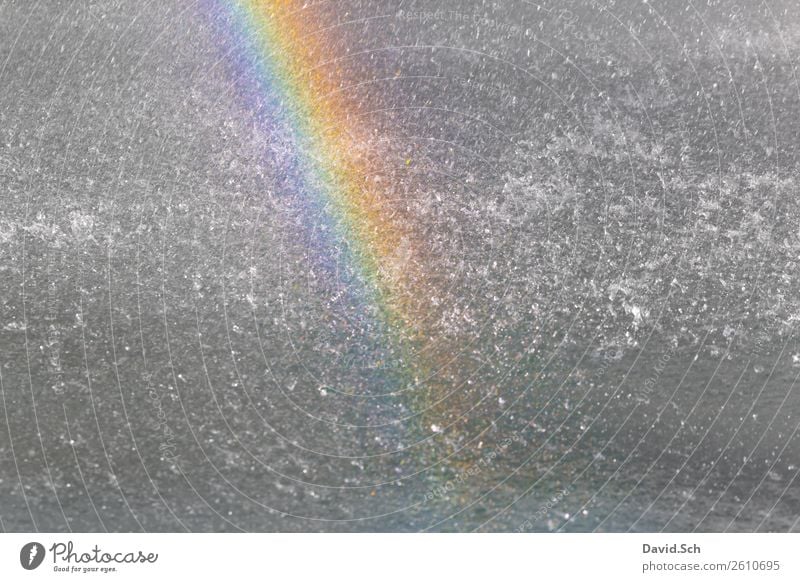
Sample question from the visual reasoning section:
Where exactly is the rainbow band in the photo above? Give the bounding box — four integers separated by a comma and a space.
206, 0, 471, 447
217, 0, 415, 334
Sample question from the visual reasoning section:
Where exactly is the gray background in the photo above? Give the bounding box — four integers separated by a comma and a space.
1, 0, 799, 531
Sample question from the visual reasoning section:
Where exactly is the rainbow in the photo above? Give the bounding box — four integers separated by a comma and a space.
202, 1, 505, 492
201, 2, 522, 500
206, 0, 430, 397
